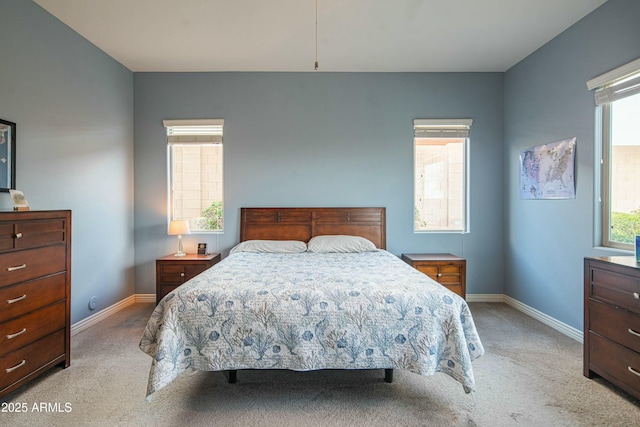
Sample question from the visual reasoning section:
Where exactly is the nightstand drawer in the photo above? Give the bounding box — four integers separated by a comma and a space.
402, 253, 466, 299
156, 253, 221, 305
413, 264, 438, 279
158, 285, 181, 302
438, 265, 463, 284
160, 264, 210, 284
443, 284, 464, 297
159, 264, 188, 285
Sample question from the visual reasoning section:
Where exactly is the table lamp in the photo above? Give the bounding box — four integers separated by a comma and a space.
168, 220, 190, 257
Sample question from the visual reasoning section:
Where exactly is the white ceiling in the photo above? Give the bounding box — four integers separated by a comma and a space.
33, 0, 607, 72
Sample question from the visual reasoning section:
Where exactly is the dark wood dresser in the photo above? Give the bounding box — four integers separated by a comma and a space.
584, 256, 640, 400
156, 253, 221, 304
0, 210, 71, 398
401, 253, 466, 299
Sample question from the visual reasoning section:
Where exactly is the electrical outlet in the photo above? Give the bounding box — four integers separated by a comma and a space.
89, 296, 97, 310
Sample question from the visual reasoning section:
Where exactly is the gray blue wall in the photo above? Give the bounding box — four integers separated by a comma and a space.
0, 0, 135, 323
504, 0, 640, 330
133, 72, 505, 296
4, 0, 639, 331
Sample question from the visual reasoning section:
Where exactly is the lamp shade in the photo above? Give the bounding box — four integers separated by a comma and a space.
168, 220, 190, 236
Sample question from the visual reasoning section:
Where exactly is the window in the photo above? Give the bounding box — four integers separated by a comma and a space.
413, 119, 471, 232
588, 59, 640, 250
164, 119, 224, 233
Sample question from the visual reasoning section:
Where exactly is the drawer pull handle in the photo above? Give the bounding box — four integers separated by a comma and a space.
437, 273, 442, 277
7, 294, 27, 304
634, 292, 640, 300
629, 328, 640, 338
7, 328, 27, 339
629, 366, 640, 378
7, 264, 27, 272
14, 232, 23, 239
6, 360, 26, 373
180, 273, 185, 277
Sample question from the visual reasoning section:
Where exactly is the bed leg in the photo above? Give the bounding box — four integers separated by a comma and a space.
384, 369, 393, 383
227, 370, 237, 384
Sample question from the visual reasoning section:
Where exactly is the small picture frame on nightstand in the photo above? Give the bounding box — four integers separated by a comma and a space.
197, 243, 207, 255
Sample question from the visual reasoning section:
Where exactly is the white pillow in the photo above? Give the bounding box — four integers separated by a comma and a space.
230, 240, 307, 254
307, 235, 377, 253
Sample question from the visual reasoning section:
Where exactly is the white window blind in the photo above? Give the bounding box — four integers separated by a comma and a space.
413, 119, 473, 138
587, 57, 640, 105
163, 119, 224, 144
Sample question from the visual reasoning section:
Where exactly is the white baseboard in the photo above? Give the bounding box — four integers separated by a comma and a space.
467, 294, 583, 343
71, 293, 583, 344
502, 295, 583, 343
70, 294, 155, 336
466, 294, 505, 303
135, 293, 156, 304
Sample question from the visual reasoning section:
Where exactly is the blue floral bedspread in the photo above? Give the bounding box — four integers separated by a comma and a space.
140, 250, 484, 398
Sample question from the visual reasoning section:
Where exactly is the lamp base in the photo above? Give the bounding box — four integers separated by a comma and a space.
174, 234, 186, 257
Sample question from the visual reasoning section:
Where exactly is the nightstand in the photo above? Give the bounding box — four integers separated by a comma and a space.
156, 253, 221, 304
401, 253, 466, 299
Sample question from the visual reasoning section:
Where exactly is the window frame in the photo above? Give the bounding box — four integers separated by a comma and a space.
164, 119, 224, 234
413, 119, 472, 233
588, 58, 640, 251
599, 102, 621, 249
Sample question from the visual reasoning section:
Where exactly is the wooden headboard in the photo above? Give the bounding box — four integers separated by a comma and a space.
240, 207, 386, 249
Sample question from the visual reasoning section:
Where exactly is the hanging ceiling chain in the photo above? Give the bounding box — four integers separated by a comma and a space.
315, 0, 319, 70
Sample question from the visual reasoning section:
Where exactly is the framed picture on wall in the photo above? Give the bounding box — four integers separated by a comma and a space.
519, 137, 576, 200
0, 118, 16, 192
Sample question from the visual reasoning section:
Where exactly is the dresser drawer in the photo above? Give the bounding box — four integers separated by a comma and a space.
590, 299, 640, 354
0, 245, 66, 288
15, 218, 68, 250
589, 332, 640, 392
589, 265, 640, 314
0, 218, 68, 252
0, 302, 66, 357
0, 329, 65, 392
0, 273, 66, 323
0, 223, 13, 252
0, 210, 71, 399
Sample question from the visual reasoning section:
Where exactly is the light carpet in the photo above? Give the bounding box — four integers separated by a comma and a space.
1, 302, 638, 426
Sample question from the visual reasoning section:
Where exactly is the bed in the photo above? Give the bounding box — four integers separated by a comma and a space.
140, 207, 484, 399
